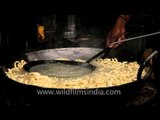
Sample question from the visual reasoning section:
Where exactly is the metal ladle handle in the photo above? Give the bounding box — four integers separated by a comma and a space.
86, 48, 108, 63
111, 31, 160, 45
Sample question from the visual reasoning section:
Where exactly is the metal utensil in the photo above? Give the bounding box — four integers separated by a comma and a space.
85, 49, 106, 63
23, 48, 106, 78
111, 31, 160, 45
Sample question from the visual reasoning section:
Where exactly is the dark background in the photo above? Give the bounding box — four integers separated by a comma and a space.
0, 1, 160, 110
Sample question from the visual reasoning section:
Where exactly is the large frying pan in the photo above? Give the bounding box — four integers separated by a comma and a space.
0, 47, 152, 107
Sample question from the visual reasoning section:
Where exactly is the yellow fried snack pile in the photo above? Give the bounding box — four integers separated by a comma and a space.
5, 58, 141, 89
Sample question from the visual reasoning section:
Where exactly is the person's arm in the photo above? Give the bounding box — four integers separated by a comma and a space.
106, 15, 131, 49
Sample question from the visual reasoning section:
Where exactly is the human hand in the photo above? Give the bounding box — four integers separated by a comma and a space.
106, 15, 130, 49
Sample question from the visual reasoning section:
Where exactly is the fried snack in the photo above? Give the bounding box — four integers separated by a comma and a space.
5, 58, 141, 89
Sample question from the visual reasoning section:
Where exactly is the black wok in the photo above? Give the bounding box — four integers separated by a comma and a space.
0, 47, 152, 107
0, 66, 144, 107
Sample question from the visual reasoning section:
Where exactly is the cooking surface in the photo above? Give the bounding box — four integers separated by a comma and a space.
0, 65, 160, 113
0, 48, 159, 111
